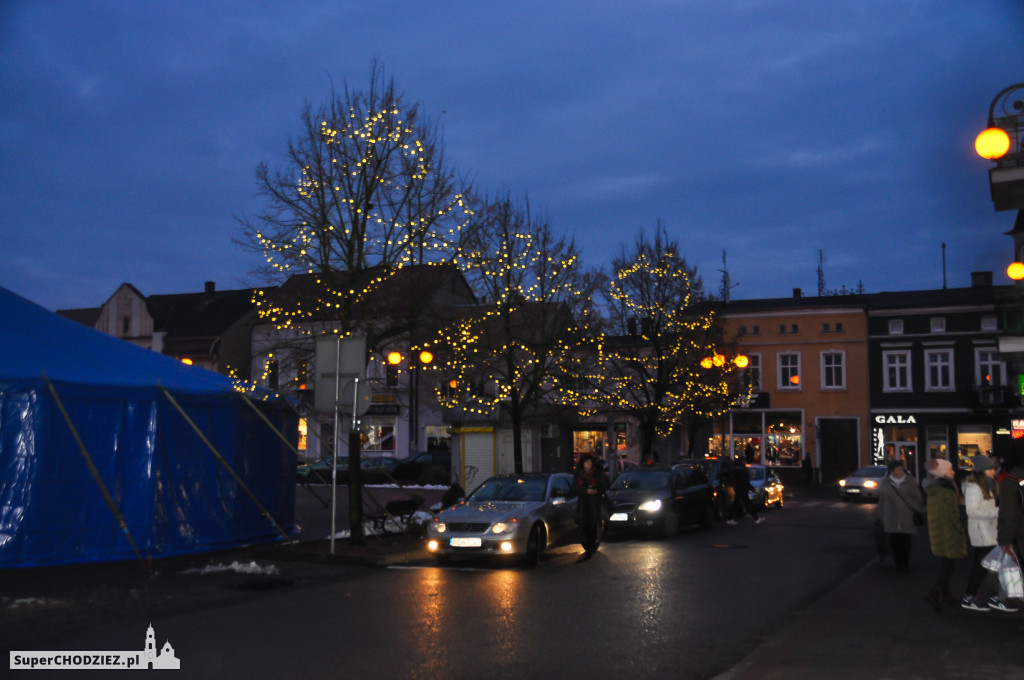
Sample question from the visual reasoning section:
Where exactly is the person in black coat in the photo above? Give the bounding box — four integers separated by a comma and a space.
727, 458, 764, 525
573, 454, 609, 558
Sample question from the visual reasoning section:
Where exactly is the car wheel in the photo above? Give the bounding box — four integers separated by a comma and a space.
525, 525, 544, 566
662, 510, 679, 538
699, 502, 714, 530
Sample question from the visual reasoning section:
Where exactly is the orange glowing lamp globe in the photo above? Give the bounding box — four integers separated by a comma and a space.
712, 354, 726, 367
387, 351, 403, 365
976, 127, 1011, 160
1008, 261, 1024, 281
700, 357, 714, 369
734, 355, 749, 368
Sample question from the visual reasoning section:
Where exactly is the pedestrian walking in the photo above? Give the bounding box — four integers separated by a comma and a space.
961, 455, 1017, 612
997, 449, 1024, 562
877, 458, 923, 572
726, 458, 764, 525
573, 454, 608, 559
923, 457, 967, 611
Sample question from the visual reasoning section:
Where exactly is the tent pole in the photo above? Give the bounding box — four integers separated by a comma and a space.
43, 375, 149, 575
159, 385, 290, 541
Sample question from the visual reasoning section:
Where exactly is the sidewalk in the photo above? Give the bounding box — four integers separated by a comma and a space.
715, 485, 1024, 680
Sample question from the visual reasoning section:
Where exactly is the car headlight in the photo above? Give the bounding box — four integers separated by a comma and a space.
491, 518, 518, 534
433, 521, 447, 534
839, 479, 847, 487
863, 480, 878, 489
638, 499, 662, 512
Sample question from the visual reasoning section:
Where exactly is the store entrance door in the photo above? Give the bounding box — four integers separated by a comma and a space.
886, 442, 918, 478
818, 418, 858, 484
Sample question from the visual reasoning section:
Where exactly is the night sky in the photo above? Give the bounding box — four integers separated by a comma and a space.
2, 1, 1023, 311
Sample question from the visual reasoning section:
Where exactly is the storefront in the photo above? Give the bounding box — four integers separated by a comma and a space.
710, 409, 805, 468
870, 412, 1000, 479
572, 423, 627, 467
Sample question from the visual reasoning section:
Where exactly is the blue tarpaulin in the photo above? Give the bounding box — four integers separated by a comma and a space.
0, 286, 297, 568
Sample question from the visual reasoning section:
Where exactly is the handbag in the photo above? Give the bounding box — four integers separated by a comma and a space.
892, 482, 924, 526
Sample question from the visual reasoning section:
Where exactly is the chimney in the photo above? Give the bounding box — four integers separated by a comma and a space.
970, 271, 992, 288
204, 281, 215, 297
793, 288, 802, 298
627, 318, 637, 336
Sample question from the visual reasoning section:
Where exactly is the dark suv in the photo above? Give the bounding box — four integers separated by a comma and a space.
390, 451, 452, 484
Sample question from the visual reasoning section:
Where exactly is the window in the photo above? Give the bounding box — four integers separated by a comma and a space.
925, 349, 954, 391
835, 322, 843, 332
930, 317, 946, 333
883, 351, 912, 392
121, 317, 130, 336
821, 351, 846, 389
386, 363, 400, 388
977, 348, 1006, 387
889, 319, 903, 335
742, 353, 762, 390
981, 315, 997, 331
778, 353, 801, 389
362, 422, 396, 451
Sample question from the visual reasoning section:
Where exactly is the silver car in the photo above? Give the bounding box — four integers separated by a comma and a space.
839, 465, 887, 501
425, 473, 578, 565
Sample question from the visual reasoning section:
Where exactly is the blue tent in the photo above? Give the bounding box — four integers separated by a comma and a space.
0, 286, 297, 568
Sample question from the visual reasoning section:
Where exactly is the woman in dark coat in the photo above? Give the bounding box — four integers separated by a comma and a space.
923, 457, 967, 610
877, 458, 924, 571
573, 454, 609, 559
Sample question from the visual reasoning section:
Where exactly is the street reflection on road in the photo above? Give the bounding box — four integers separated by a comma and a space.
621, 543, 670, 641
405, 563, 523, 675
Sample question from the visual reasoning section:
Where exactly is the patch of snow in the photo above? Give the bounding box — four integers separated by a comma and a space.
180, 561, 280, 576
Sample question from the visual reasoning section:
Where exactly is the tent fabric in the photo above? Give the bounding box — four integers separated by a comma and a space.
0, 286, 296, 568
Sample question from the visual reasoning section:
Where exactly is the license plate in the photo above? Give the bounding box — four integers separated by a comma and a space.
450, 537, 482, 548
848, 488, 860, 494
609, 512, 628, 522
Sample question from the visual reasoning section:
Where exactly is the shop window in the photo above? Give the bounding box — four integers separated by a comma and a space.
425, 425, 451, 451
926, 425, 948, 461
362, 423, 395, 451
956, 426, 992, 468
766, 413, 802, 466
297, 418, 307, 452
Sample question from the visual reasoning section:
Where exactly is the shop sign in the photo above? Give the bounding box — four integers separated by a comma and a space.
367, 404, 400, 416
1012, 419, 1024, 440
873, 415, 916, 425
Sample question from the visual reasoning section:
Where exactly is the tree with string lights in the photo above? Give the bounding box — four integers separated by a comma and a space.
433, 193, 602, 473
237, 60, 475, 356
237, 61, 476, 543
572, 223, 748, 460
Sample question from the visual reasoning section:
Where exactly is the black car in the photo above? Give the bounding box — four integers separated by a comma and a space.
674, 456, 731, 518
605, 467, 715, 537
390, 451, 452, 484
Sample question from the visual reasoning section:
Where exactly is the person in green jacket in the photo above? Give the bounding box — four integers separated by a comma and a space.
923, 457, 967, 611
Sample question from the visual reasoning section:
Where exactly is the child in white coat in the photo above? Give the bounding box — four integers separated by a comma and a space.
962, 455, 1017, 612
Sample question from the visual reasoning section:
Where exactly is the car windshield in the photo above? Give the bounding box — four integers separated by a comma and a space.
610, 470, 671, 490
853, 466, 887, 478
747, 467, 766, 481
468, 477, 547, 502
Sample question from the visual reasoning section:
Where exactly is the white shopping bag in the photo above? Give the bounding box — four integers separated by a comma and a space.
998, 552, 1024, 599
981, 546, 1003, 572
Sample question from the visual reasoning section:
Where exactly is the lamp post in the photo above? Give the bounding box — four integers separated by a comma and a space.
976, 83, 1024, 212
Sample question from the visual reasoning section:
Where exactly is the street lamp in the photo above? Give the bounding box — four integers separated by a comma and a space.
976, 82, 1024, 211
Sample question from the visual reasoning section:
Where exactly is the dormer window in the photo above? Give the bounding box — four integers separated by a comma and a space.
889, 319, 903, 335
930, 317, 946, 333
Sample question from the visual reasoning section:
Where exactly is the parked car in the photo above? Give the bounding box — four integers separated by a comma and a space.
747, 464, 784, 510
674, 456, 731, 519
605, 466, 715, 537
839, 465, 888, 501
390, 451, 451, 484
425, 473, 578, 565
296, 456, 348, 484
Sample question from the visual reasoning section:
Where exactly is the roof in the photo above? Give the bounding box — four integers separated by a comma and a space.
0, 286, 236, 392
146, 287, 267, 337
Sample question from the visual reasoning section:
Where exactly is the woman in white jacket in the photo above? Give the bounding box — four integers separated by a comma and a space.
961, 455, 1016, 612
